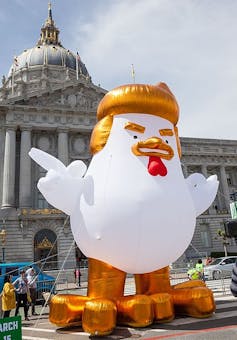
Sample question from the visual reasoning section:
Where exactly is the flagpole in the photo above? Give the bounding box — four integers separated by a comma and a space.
76, 52, 79, 80
131, 64, 135, 83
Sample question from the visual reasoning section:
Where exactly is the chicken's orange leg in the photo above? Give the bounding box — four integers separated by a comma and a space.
135, 267, 174, 322
87, 258, 126, 299
85, 259, 154, 330
135, 266, 215, 319
49, 258, 126, 335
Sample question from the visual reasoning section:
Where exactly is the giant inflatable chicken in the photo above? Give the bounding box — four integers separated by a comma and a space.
29, 82, 219, 336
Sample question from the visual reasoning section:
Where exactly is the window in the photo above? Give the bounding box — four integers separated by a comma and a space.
36, 168, 51, 209
38, 192, 50, 209
226, 173, 232, 185
200, 224, 212, 248
229, 258, 237, 264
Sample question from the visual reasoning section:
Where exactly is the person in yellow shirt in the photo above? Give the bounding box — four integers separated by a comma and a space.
1, 275, 16, 318
195, 259, 205, 281
187, 268, 200, 280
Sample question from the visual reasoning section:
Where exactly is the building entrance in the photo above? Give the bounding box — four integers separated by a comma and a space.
34, 229, 57, 269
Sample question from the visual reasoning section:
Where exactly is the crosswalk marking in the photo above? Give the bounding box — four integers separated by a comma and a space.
215, 301, 237, 309
23, 337, 51, 340
148, 329, 171, 333
22, 326, 90, 336
22, 327, 55, 333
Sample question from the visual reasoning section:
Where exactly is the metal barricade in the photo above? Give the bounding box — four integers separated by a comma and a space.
44, 267, 232, 298
36, 279, 56, 302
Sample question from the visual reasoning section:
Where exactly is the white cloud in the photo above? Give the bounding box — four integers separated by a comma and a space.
0, 0, 236, 140
69, 0, 237, 139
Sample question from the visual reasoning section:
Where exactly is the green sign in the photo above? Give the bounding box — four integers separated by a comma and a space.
0, 316, 22, 340
230, 202, 237, 219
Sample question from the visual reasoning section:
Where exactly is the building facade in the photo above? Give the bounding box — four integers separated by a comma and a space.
181, 137, 237, 262
0, 5, 236, 268
0, 5, 106, 268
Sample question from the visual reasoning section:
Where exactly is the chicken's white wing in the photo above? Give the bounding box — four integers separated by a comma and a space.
185, 173, 219, 217
29, 148, 87, 215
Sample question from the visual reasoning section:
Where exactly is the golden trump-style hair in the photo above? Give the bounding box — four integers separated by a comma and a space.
90, 82, 181, 156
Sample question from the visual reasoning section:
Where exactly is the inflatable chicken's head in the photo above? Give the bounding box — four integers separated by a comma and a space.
90, 83, 181, 177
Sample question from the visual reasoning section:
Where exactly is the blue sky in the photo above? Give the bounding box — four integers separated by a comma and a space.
0, 0, 236, 140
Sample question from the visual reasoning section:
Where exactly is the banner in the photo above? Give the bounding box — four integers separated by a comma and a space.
230, 202, 237, 219
0, 316, 22, 340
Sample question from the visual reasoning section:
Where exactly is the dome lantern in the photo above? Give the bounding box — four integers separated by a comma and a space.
38, 2, 61, 46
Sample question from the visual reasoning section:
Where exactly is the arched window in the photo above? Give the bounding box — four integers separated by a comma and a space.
34, 229, 57, 269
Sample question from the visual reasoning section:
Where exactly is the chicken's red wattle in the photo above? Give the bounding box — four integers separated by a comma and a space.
147, 156, 167, 176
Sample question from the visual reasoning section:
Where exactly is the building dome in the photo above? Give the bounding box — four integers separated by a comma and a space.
8, 45, 89, 78
1, 3, 91, 101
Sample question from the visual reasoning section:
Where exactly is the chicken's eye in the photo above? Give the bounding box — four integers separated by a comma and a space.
165, 140, 169, 144
133, 135, 138, 139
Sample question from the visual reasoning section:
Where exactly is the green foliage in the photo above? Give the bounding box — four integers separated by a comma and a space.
217, 229, 228, 239
215, 228, 231, 257
216, 228, 230, 244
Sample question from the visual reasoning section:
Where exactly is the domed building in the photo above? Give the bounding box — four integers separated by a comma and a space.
0, 4, 106, 269
0, 4, 236, 270
1, 3, 90, 100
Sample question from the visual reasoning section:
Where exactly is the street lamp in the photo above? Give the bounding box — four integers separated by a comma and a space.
0, 228, 6, 262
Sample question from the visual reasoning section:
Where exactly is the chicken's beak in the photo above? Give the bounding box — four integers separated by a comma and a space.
132, 137, 174, 160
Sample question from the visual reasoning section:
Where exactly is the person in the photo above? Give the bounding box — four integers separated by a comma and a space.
73, 268, 77, 284
26, 267, 38, 316
1, 275, 16, 318
206, 257, 213, 266
25, 266, 33, 276
187, 267, 200, 280
230, 260, 237, 297
196, 259, 205, 281
13, 270, 30, 321
74, 267, 81, 287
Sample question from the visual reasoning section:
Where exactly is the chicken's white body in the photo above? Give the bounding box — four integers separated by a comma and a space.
29, 114, 218, 274
72, 114, 195, 273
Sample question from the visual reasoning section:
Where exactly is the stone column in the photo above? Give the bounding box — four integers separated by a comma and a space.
0, 127, 5, 206
220, 165, 230, 211
182, 164, 188, 178
58, 129, 69, 166
201, 164, 208, 177
2, 127, 16, 208
19, 127, 32, 208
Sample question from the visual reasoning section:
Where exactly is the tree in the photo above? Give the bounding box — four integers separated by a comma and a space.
216, 229, 230, 257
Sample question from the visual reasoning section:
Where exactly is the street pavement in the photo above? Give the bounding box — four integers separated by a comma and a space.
20, 285, 237, 340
